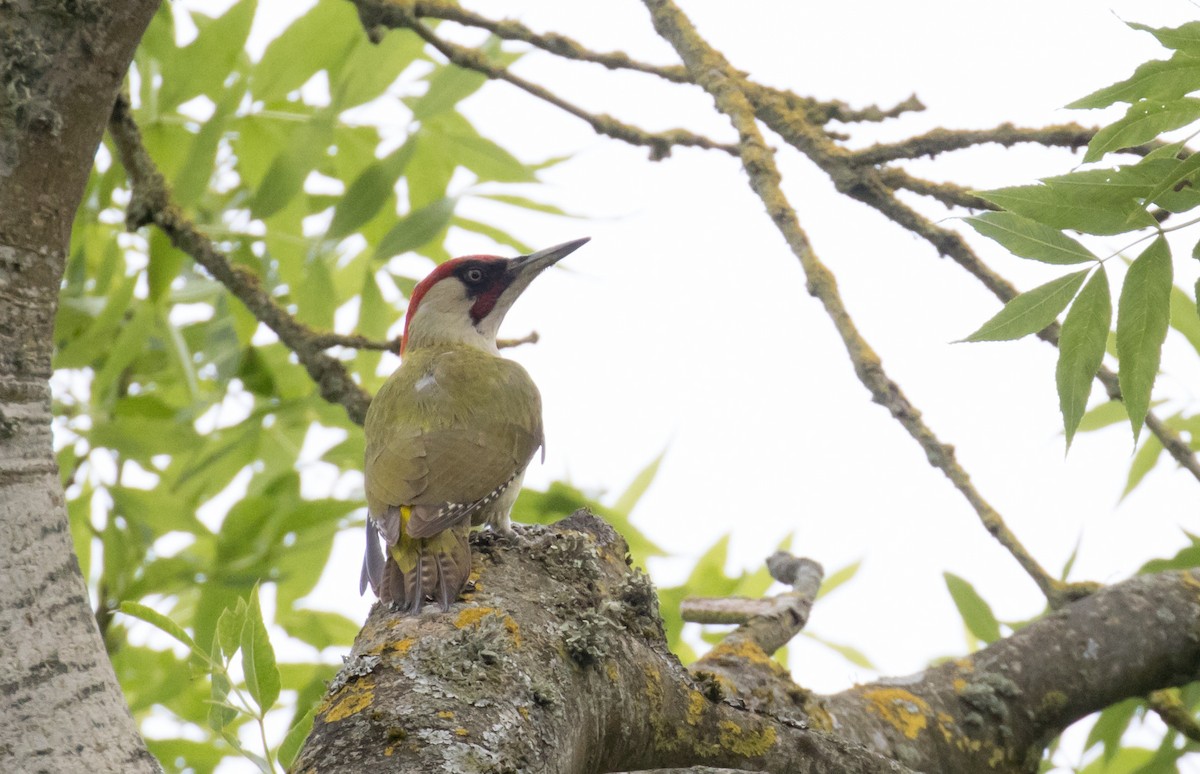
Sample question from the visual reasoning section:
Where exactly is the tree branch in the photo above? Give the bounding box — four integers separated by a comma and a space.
106, 94, 374, 426
294, 513, 914, 774
349, 0, 738, 159
640, 0, 1081, 607
295, 514, 1200, 773
848, 123, 1101, 166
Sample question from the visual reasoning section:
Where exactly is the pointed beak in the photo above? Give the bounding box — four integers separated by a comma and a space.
508, 237, 591, 282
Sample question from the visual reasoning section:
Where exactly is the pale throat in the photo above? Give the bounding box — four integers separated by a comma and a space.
404, 281, 519, 353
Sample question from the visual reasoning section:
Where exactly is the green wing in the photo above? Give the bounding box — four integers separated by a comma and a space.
364, 346, 543, 536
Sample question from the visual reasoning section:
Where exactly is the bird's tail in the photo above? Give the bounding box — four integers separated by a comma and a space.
380, 525, 472, 613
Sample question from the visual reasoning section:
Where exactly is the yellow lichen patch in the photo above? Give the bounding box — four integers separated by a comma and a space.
707, 638, 772, 668
861, 687, 930, 740
391, 637, 416, 657
606, 661, 619, 683
803, 700, 834, 733
717, 719, 777, 757
954, 658, 974, 673
453, 607, 522, 647
989, 746, 1007, 767
436, 710, 455, 720
455, 607, 499, 628
518, 706, 530, 720
935, 711, 955, 743
686, 690, 708, 726
454, 727, 469, 737
1040, 691, 1067, 716
502, 614, 521, 647
322, 680, 375, 723
384, 746, 394, 757
952, 677, 967, 694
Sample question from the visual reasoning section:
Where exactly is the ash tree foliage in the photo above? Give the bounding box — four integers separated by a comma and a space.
59, 3, 782, 771
963, 20, 1200, 462
22, 0, 1200, 772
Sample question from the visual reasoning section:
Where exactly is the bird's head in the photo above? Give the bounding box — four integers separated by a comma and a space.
400, 237, 590, 354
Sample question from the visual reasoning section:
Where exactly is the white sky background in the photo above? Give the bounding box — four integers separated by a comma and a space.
174, 0, 1200, 770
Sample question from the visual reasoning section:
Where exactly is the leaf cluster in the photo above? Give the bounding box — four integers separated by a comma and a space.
962, 18, 1200, 459
59, 1, 574, 770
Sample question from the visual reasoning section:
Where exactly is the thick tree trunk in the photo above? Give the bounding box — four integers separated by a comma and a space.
0, 2, 161, 771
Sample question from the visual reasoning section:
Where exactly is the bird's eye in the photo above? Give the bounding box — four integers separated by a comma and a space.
464, 268, 485, 283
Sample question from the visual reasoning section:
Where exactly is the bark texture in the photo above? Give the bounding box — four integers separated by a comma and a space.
0, 1, 161, 772
294, 513, 909, 774
295, 511, 1200, 774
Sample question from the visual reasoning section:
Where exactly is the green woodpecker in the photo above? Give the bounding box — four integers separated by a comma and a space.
360, 237, 590, 613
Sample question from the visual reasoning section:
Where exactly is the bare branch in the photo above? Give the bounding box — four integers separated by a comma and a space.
106, 94, 374, 426
350, 0, 736, 160
641, 0, 1075, 606
849, 123, 1100, 165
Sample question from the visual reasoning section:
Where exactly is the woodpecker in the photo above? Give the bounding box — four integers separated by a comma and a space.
360, 237, 590, 613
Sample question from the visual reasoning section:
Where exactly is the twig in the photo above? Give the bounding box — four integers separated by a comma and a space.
383, 0, 692, 83
378, 1, 924, 132
106, 94, 373, 426
686, 554, 823, 657
850, 123, 1101, 166
642, 0, 1074, 606
1148, 689, 1200, 744
875, 167, 993, 210
350, 0, 737, 160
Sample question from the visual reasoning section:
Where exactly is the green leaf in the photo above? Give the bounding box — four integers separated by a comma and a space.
1122, 434, 1164, 499
1084, 99, 1200, 163
1076, 400, 1130, 433
1169, 282, 1200, 353
252, 1, 356, 101
1127, 21, 1200, 57
975, 181, 1157, 235
478, 192, 578, 217
1116, 237, 1173, 441
207, 643, 238, 732
960, 270, 1088, 342
803, 632, 875, 669
612, 450, 665, 517
411, 64, 489, 122
330, 27, 424, 110
174, 74, 247, 207
943, 572, 1001, 644
278, 707, 316, 769
278, 610, 359, 650
1068, 53, 1200, 110
964, 211, 1097, 265
1085, 698, 1142, 759
241, 586, 281, 713
147, 229, 185, 303
817, 559, 862, 600
1141, 534, 1200, 573
159, 0, 257, 111
216, 600, 247, 662
251, 109, 336, 219
1137, 148, 1200, 209
685, 536, 736, 597
375, 197, 457, 260
327, 138, 416, 240
1056, 268, 1112, 446
118, 602, 205, 659
429, 112, 536, 183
